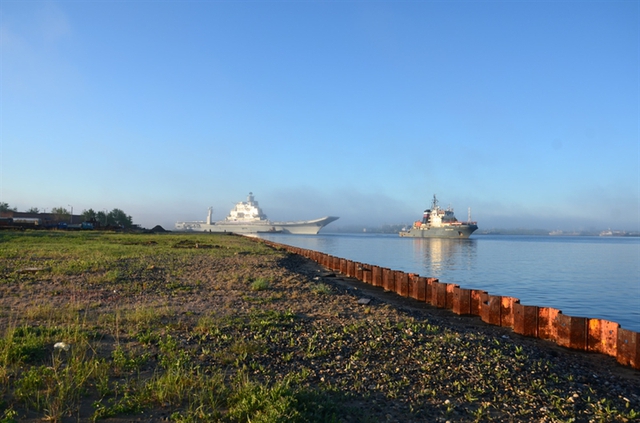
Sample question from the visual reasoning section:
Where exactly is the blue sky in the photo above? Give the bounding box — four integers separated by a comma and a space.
1, 1, 638, 231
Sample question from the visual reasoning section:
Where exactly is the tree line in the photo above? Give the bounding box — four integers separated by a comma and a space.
0, 202, 134, 228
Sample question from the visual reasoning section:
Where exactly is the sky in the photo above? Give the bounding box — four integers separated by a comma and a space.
1, 0, 638, 232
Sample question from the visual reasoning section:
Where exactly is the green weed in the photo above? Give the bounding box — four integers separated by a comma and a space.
311, 282, 332, 295
250, 277, 270, 291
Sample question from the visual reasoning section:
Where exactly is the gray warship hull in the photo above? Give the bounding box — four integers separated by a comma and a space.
176, 216, 339, 235
176, 222, 281, 234
271, 216, 340, 234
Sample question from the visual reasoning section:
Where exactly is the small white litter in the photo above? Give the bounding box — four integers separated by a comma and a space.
54, 342, 70, 351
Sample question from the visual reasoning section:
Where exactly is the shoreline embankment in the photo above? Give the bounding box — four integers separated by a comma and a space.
252, 237, 640, 371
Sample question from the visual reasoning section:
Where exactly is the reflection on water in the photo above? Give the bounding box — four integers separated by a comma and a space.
410, 238, 477, 279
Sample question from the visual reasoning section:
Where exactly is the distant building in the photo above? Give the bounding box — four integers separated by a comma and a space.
0, 210, 82, 225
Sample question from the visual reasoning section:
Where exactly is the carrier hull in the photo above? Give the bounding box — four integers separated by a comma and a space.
176, 216, 339, 235
273, 216, 340, 235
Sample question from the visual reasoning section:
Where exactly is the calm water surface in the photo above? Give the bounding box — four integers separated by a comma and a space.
258, 233, 640, 332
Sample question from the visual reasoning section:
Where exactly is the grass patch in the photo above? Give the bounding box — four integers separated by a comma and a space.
250, 277, 270, 291
311, 282, 332, 295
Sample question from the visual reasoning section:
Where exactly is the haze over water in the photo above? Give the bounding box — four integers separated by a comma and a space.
258, 233, 640, 333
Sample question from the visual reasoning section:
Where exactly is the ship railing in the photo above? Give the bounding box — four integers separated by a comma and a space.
448, 221, 478, 226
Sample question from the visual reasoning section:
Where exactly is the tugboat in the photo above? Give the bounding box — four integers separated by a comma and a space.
399, 195, 478, 238
175, 192, 339, 235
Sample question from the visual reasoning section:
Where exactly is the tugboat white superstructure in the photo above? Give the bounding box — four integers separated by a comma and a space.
175, 193, 339, 235
399, 195, 478, 238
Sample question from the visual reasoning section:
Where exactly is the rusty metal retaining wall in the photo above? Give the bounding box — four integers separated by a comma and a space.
256, 238, 640, 370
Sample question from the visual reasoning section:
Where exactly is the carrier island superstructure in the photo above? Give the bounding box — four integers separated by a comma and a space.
175, 193, 339, 235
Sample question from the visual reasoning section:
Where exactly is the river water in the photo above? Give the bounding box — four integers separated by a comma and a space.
257, 233, 640, 332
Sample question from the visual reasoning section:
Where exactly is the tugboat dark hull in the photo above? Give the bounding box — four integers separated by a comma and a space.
399, 224, 478, 238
